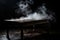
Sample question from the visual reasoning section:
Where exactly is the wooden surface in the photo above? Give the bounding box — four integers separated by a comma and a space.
4, 20, 48, 26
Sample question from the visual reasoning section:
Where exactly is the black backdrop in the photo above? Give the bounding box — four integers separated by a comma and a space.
0, 0, 57, 20
0, 0, 59, 40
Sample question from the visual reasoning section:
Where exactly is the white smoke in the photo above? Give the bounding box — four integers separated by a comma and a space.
5, 0, 55, 22
18, 1, 29, 11
17, 0, 32, 15
25, 0, 34, 4
0, 35, 8, 40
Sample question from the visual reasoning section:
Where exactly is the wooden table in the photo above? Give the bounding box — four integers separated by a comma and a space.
4, 20, 49, 40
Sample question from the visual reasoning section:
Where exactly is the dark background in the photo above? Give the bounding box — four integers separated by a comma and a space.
0, 0, 59, 40
0, 0, 57, 20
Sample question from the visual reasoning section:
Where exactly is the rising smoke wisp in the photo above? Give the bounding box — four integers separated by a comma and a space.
5, 0, 56, 22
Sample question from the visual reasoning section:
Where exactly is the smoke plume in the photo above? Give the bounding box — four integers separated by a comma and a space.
5, 0, 56, 22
